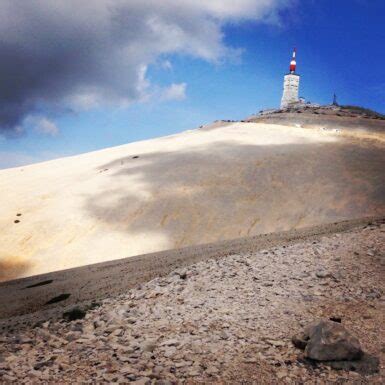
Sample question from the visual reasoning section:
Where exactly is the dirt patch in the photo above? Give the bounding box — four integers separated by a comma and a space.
0, 256, 33, 282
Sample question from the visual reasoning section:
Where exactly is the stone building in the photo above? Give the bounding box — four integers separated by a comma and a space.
280, 49, 300, 109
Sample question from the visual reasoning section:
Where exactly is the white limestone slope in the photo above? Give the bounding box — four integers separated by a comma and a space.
1, 121, 384, 281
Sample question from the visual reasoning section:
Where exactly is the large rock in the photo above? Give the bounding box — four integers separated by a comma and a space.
304, 320, 363, 361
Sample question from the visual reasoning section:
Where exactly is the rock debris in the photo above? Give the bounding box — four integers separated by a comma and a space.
0, 222, 384, 383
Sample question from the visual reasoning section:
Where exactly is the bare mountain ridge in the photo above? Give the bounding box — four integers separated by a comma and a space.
246, 105, 385, 135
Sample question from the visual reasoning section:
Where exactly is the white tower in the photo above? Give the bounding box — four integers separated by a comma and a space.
280, 48, 300, 109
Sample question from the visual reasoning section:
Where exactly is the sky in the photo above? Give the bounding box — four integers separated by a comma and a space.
0, 0, 384, 169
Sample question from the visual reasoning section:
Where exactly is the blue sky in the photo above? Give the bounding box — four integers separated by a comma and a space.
1, 0, 384, 169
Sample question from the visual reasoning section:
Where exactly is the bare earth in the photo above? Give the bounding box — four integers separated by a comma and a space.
1, 118, 385, 281
0, 217, 379, 323
1, 219, 384, 384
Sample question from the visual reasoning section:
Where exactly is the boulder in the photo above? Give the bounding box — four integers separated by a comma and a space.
303, 320, 363, 361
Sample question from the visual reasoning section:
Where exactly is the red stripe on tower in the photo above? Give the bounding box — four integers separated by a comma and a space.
289, 48, 296, 73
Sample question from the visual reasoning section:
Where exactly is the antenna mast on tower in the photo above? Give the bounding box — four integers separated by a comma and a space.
290, 48, 297, 74
333, 93, 338, 106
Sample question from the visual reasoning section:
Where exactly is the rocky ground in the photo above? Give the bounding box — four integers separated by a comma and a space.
0, 220, 384, 384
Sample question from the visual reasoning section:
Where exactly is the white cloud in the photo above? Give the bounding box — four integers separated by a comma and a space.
36, 118, 59, 136
161, 83, 187, 101
26, 116, 59, 136
0, 0, 295, 133
161, 60, 173, 71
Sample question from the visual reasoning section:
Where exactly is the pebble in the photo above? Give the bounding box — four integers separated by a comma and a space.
161, 339, 179, 347
141, 340, 157, 352
315, 270, 330, 278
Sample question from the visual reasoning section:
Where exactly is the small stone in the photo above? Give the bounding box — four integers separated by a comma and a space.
276, 370, 287, 379
2, 374, 17, 382
206, 366, 219, 375
155, 381, 173, 385
219, 331, 229, 340
121, 366, 136, 375
188, 368, 201, 376
145, 290, 163, 299
111, 328, 124, 336
161, 339, 179, 347
33, 356, 56, 370
174, 269, 188, 280
174, 361, 192, 368
131, 377, 151, 385
315, 270, 330, 278
244, 358, 258, 363
141, 340, 157, 352
163, 347, 177, 358
266, 339, 285, 347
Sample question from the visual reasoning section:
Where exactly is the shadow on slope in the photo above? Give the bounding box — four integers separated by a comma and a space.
85, 138, 385, 251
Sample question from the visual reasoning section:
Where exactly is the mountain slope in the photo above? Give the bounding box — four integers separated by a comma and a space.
1, 117, 384, 281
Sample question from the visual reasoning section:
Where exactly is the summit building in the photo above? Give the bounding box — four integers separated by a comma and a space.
280, 48, 300, 109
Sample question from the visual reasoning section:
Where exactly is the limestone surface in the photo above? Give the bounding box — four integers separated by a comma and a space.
1, 118, 384, 281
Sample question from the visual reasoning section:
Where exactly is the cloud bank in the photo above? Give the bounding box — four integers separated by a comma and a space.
0, 0, 293, 134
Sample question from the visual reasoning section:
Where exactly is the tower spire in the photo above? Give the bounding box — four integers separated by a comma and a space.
290, 48, 297, 73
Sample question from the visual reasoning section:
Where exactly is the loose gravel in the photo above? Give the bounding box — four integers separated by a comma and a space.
1, 220, 384, 384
